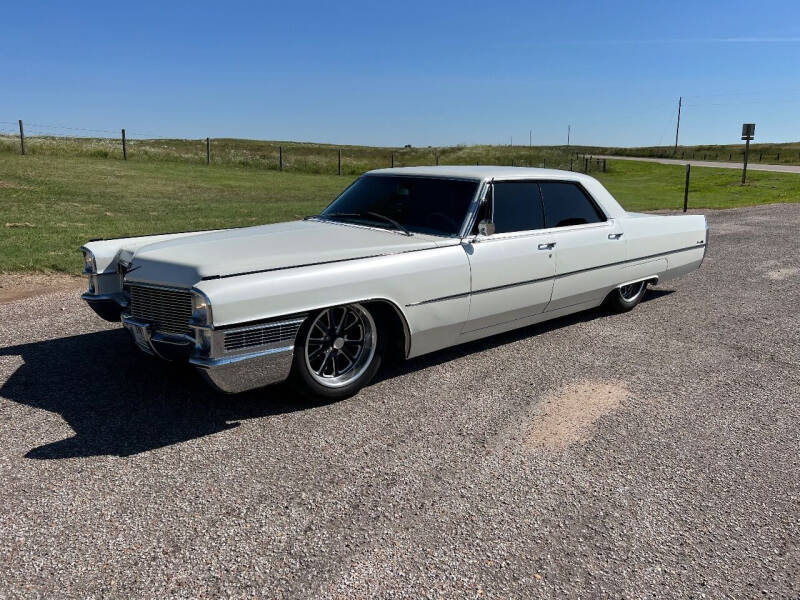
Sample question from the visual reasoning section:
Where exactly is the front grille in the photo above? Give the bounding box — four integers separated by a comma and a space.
224, 320, 303, 352
128, 285, 193, 335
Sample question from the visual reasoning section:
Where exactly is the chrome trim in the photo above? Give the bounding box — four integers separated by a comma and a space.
406, 244, 705, 306
304, 218, 413, 238
700, 217, 710, 266
81, 292, 128, 306
616, 276, 659, 289
127, 283, 193, 336
221, 317, 305, 354
190, 345, 295, 393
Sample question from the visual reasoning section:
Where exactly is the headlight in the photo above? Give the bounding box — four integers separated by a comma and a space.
82, 249, 96, 274
191, 290, 212, 325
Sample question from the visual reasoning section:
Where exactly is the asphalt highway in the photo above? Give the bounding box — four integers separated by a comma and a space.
1, 204, 798, 598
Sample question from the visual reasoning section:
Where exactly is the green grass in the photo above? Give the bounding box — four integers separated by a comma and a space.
3, 133, 800, 170
1, 153, 798, 273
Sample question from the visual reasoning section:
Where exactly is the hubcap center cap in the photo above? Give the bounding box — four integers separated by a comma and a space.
332, 337, 345, 350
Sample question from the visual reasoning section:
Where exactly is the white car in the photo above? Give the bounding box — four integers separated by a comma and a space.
81, 166, 708, 398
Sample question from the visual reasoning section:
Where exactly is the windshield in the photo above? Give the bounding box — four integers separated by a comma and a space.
320, 175, 479, 237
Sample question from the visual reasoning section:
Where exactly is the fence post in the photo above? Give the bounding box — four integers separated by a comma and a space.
206, 137, 210, 165
741, 138, 751, 185
570, 158, 573, 171
121, 129, 127, 160
279, 146, 283, 171
435, 153, 439, 166
18, 119, 25, 155
391, 152, 394, 168
777, 152, 780, 161
338, 149, 342, 175
683, 164, 691, 212
603, 159, 607, 172
584, 157, 588, 172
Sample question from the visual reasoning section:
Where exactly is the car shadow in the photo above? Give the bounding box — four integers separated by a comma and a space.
378, 288, 675, 382
1, 289, 673, 460
0, 328, 327, 460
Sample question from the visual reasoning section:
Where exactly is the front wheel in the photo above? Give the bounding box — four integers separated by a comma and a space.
290, 303, 384, 399
606, 281, 647, 313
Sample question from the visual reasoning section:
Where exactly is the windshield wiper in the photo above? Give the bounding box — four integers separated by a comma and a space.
304, 211, 413, 236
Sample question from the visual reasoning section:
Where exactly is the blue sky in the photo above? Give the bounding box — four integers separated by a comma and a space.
2, 0, 799, 147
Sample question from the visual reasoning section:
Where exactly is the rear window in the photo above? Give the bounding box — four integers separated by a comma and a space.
539, 182, 605, 228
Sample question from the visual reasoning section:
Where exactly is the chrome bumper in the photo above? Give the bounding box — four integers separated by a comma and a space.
85, 276, 305, 393
122, 313, 305, 394
190, 345, 296, 394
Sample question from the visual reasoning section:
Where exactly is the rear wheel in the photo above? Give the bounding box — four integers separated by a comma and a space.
606, 281, 647, 313
291, 303, 384, 399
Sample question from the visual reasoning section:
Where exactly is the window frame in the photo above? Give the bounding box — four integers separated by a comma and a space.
464, 178, 611, 241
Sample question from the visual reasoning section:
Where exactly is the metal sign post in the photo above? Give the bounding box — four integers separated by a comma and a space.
741, 123, 755, 185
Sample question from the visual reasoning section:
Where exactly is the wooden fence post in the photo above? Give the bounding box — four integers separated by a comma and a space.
570, 158, 573, 171
683, 164, 690, 212
206, 138, 210, 165
435, 153, 439, 166
338, 149, 342, 175
279, 146, 283, 171
391, 152, 394, 168
777, 152, 780, 161
121, 129, 127, 160
603, 159, 607, 172
18, 119, 25, 155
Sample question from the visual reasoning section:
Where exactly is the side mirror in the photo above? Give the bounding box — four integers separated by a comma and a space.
477, 219, 495, 237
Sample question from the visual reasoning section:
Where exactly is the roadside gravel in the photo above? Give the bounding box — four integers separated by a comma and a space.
1, 204, 798, 598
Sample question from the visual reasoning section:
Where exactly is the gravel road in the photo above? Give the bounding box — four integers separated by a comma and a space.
595, 154, 800, 174
1, 204, 798, 599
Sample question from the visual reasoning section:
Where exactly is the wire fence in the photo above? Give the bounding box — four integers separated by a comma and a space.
0, 120, 622, 176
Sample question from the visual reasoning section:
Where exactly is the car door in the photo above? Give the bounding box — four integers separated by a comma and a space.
540, 181, 626, 311
462, 181, 555, 333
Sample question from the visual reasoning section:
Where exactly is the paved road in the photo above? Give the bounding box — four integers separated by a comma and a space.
1, 205, 798, 598
596, 154, 800, 174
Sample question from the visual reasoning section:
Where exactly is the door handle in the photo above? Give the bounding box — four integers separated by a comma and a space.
537, 242, 556, 250
608, 233, 623, 240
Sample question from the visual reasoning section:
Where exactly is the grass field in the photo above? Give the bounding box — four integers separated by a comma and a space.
3, 133, 800, 172
1, 153, 798, 273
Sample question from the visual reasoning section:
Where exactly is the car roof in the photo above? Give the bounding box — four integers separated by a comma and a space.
365, 165, 594, 183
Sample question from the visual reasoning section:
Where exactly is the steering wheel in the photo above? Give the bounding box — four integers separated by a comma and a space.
427, 212, 459, 233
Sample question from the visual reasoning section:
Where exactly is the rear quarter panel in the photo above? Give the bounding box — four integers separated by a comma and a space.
622, 214, 708, 281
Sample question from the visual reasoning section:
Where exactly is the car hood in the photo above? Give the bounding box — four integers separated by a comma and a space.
123, 220, 452, 287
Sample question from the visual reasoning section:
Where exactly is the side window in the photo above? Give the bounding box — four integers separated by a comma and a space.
539, 182, 605, 228
491, 182, 545, 234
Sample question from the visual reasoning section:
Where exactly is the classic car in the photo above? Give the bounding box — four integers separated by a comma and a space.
81, 166, 708, 398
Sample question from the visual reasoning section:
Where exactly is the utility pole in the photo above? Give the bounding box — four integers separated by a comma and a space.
674, 96, 682, 155
567, 125, 571, 147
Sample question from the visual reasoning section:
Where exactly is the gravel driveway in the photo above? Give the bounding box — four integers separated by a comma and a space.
1, 204, 798, 599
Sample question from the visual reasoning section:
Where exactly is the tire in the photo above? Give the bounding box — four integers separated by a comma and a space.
606, 281, 647, 313
290, 303, 384, 399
